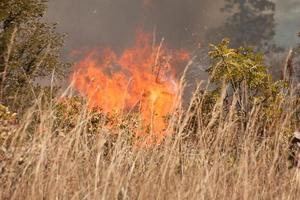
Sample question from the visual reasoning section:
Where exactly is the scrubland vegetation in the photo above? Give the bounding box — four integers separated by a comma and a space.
1, 39, 300, 199
1, 0, 300, 199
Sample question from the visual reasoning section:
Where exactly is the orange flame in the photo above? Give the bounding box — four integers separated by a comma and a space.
71, 30, 189, 142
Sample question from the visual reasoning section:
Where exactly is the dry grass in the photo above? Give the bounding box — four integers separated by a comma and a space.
0, 84, 300, 200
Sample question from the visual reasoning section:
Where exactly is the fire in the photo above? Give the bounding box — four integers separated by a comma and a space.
71, 30, 189, 142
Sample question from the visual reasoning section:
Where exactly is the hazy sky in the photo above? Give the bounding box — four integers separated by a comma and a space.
45, 0, 300, 53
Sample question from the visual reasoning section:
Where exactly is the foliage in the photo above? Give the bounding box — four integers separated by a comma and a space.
0, 0, 69, 112
0, 104, 17, 151
206, 39, 285, 116
53, 97, 137, 145
0, 104, 16, 121
207, 0, 276, 49
179, 39, 289, 140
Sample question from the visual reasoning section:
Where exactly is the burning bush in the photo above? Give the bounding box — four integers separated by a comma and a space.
71, 30, 189, 143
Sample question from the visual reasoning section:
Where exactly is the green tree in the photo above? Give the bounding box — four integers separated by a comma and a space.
0, 0, 69, 112
208, 0, 276, 49
206, 39, 284, 118
180, 39, 286, 138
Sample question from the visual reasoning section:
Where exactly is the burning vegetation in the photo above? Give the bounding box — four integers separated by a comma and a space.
71, 30, 190, 142
1, 0, 300, 199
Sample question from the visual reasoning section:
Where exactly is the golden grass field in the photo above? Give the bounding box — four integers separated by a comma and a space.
1, 82, 300, 200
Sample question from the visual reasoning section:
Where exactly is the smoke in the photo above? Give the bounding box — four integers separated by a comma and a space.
273, 0, 300, 47
46, 0, 224, 53
46, 0, 300, 54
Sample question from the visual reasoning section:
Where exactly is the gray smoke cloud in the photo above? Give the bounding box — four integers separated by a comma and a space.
46, 0, 300, 53
273, 0, 300, 47
45, 0, 224, 53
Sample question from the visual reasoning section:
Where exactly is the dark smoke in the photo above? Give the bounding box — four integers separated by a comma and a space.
46, 0, 224, 53
46, 0, 300, 53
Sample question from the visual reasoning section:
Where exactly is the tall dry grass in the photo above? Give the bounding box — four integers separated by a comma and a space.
0, 83, 300, 200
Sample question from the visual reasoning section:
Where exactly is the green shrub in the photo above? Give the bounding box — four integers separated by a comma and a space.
206, 39, 286, 118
